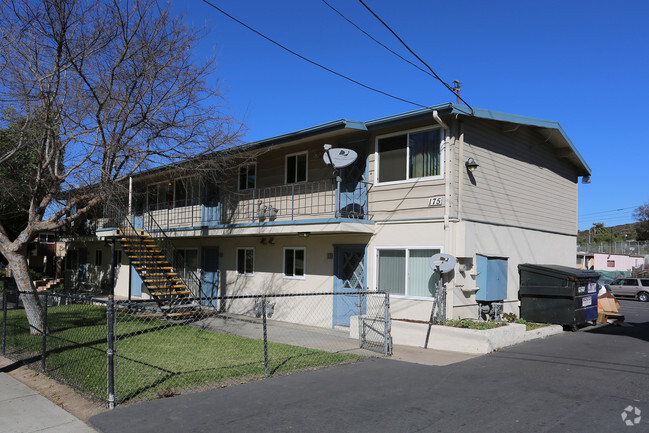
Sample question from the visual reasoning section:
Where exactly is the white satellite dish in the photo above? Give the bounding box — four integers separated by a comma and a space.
323, 145, 358, 169
430, 253, 457, 274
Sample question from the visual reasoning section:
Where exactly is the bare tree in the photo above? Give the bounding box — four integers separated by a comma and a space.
0, 0, 242, 331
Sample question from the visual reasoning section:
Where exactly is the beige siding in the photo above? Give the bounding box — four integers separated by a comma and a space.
460, 118, 578, 234
367, 120, 452, 222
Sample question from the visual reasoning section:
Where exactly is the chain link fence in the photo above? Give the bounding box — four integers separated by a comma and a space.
577, 240, 649, 255
2, 288, 391, 407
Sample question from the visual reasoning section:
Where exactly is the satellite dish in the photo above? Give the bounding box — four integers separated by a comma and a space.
323, 145, 358, 169
430, 253, 457, 274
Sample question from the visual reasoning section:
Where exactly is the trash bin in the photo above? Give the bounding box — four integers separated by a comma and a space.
519, 264, 599, 329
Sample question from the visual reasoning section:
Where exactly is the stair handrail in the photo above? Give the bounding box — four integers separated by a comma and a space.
139, 208, 204, 306
106, 195, 205, 310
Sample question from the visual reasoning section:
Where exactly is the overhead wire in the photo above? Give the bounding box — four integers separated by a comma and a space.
321, 0, 434, 79
357, 0, 474, 114
579, 206, 637, 217
199, 0, 428, 108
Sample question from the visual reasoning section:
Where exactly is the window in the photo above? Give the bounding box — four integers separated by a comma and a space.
147, 177, 200, 210
606, 260, 615, 268
284, 247, 305, 278
376, 248, 440, 297
174, 177, 200, 207
95, 250, 103, 266
175, 249, 198, 293
238, 164, 256, 190
147, 182, 172, 210
237, 248, 254, 275
642, 280, 649, 287
376, 128, 442, 183
39, 233, 55, 244
286, 152, 307, 184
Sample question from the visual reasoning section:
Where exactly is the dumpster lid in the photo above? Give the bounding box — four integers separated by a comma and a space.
518, 264, 599, 279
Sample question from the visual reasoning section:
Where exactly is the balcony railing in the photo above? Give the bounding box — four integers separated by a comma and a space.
220, 179, 368, 224
96, 179, 369, 232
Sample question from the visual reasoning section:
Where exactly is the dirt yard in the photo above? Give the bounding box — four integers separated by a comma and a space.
0, 355, 107, 422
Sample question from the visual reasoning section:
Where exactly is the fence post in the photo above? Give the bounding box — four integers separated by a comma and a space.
2, 288, 7, 355
383, 292, 391, 356
357, 291, 362, 349
107, 295, 115, 409
41, 292, 48, 372
261, 296, 269, 377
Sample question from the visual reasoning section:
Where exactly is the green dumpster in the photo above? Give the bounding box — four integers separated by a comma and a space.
519, 264, 599, 329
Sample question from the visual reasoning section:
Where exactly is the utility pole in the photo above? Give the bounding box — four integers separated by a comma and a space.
452, 80, 461, 104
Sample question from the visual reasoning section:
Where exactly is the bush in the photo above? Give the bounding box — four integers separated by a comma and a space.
443, 319, 506, 330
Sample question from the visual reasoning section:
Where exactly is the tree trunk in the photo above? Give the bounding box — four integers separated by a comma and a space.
6, 251, 44, 335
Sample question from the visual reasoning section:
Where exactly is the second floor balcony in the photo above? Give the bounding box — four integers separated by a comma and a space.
97, 178, 370, 233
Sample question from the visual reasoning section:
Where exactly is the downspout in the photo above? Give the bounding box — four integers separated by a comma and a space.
433, 110, 452, 321
432, 111, 450, 233
457, 120, 464, 222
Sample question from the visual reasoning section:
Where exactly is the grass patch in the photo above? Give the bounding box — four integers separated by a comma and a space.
514, 319, 551, 331
3, 304, 363, 404
501, 313, 549, 331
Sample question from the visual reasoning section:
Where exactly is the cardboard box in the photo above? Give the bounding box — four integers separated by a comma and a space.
598, 292, 620, 313
597, 292, 624, 323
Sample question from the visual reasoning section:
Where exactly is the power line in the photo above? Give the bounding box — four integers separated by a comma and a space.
357, 0, 474, 114
321, 0, 434, 79
199, 0, 428, 108
579, 206, 637, 217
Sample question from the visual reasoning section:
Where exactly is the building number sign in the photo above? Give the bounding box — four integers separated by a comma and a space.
428, 196, 444, 207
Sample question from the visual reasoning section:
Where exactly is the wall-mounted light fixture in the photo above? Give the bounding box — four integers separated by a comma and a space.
298, 232, 310, 238
465, 157, 479, 172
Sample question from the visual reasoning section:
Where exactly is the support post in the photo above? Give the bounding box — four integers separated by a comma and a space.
107, 295, 115, 409
291, 185, 295, 220
424, 268, 442, 349
262, 296, 269, 377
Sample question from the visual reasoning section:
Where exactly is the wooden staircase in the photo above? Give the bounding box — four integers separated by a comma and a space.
119, 228, 203, 319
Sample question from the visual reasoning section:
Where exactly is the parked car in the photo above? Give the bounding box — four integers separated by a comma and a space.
608, 278, 649, 302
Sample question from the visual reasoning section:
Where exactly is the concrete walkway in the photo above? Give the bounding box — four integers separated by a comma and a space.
0, 372, 97, 433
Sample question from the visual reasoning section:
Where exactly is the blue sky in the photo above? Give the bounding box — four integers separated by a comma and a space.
175, 0, 648, 231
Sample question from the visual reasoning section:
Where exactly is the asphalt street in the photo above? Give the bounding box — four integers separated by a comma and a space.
90, 299, 649, 433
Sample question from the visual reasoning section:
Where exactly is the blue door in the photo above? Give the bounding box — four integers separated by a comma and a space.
337, 139, 367, 219
333, 245, 366, 327
130, 264, 142, 297
201, 183, 220, 228
133, 214, 143, 230
200, 247, 219, 307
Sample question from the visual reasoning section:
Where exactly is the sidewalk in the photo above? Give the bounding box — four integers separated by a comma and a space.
0, 371, 97, 433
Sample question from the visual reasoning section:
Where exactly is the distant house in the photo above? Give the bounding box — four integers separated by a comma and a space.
65, 103, 591, 329
577, 251, 645, 277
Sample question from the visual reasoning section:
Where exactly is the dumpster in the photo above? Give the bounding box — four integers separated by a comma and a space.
519, 264, 599, 329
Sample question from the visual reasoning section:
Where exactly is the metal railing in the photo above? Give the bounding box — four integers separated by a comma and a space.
97, 179, 370, 232
221, 179, 369, 224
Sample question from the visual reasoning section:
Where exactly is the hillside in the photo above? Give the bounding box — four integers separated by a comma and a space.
577, 222, 638, 243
